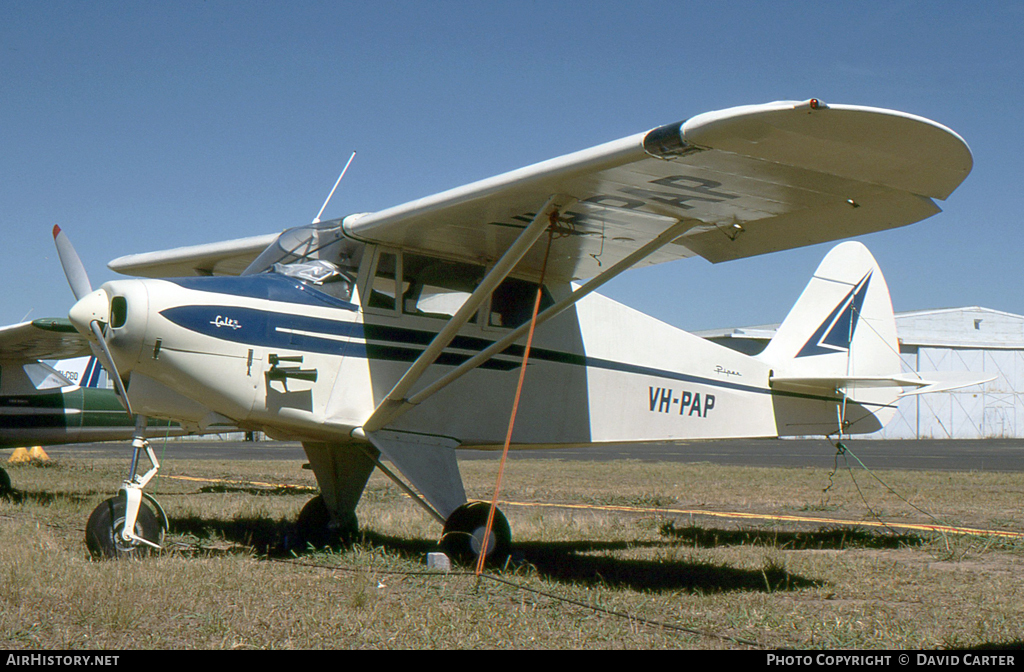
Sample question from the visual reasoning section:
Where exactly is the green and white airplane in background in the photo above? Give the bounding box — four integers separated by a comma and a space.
0, 318, 191, 492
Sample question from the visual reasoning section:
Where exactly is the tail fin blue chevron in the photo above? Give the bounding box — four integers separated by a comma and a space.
795, 271, 872, 358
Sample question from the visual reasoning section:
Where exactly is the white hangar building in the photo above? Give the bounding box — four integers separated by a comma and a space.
698, 307, 1024, 439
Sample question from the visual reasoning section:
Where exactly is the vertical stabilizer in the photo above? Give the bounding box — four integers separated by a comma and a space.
757, 242, 901, 435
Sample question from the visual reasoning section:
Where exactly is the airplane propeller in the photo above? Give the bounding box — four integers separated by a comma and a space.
53, 225, 167, 557
52, 225, 134, 416
53, 224, 93, 301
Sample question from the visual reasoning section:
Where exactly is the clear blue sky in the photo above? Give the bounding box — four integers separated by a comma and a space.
2, 2, 1021, 331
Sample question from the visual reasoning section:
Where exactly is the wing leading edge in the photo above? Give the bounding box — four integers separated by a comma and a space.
109, 100, 971, 282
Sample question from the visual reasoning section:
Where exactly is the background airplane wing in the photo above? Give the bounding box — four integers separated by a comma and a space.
108, 100, 972, 283
342, 99, 971, 282
0, 319, 92, 362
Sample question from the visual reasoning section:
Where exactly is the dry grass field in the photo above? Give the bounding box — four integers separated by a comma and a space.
1, 449, 1023, 650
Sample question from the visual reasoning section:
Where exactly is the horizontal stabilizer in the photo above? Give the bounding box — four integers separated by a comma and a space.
770, 371, 994, 397
893, 371, 996, 397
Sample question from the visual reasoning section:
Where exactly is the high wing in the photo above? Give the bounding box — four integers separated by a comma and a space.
341, 99, 971, 282
0, 319, 91, 362
108, 232, 281, 278
109, 100, 971, 282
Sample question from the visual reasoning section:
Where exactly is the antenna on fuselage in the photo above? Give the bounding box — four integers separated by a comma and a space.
312, 150, 357, 224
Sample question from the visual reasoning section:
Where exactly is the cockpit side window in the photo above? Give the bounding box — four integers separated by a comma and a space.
367, 250, 401, 313
488, 277, 554, 329
361, 249, 551, 327
401, 254, 483, 321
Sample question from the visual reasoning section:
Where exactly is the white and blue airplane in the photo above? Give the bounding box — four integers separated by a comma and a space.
44, 100, 980, 561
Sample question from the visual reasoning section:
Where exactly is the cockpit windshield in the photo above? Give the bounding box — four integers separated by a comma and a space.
242, 221, 349, 276
242, 220, 360, 302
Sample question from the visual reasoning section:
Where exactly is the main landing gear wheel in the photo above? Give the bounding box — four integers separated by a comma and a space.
440, 502, 512, 567
290, 495, 359, 551
85, 494, 165, 560
0, 467, 11, 495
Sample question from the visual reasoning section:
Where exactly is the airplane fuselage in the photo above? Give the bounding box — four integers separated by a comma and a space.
92, 243, 784, 449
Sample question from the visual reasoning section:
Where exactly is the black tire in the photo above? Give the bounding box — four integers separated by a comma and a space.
0, 467, 11, 496
440, 501, 512, 567
85, 495, 163, 560
290, 495, 358, 551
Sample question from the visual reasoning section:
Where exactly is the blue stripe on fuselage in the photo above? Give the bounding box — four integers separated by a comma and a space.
160, 305, 367, 357
166, 275, 358, 311
158, 301, 778, 399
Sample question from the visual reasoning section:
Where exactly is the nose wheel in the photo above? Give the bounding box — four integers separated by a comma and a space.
86, 420, 169, 559
439, 502, 512, 567
85, 492, 166, 559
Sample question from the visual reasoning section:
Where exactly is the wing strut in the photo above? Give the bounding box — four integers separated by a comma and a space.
477, 222, 556, 574
360, 194, 576, 434
361, 217, 698, 432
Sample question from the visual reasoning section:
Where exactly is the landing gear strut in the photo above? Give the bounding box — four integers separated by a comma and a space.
440, 502, 512, 566
85, 419, 168, 559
